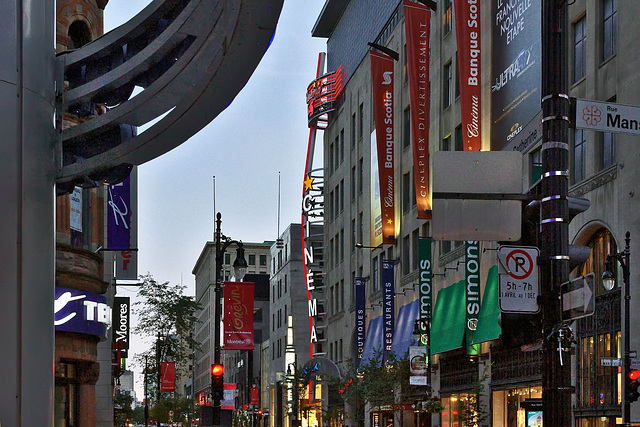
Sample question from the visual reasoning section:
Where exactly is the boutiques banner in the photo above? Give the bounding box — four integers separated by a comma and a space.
454, 0, 482, 151
355, 277, 366, 365
370, 50, 396, 245
382, 260, 395, 362
223, 281, 255, 350
404, 0, 432, 219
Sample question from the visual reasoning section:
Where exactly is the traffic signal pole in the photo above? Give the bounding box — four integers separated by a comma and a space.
540, 0, 572, 426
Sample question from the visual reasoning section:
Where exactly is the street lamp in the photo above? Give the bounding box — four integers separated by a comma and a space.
212, 212, 248, 426
602, 231, 631, 425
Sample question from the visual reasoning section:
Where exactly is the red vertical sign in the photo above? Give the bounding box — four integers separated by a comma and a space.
250, 386, 260, 406
404, 0, 432, 219
223, 281, 255, 350
454, 0, 482, 151
370, 50, 396, 245
160, 361, 176, 392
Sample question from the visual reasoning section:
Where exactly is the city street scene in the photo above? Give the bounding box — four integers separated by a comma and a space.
1, 0, 639, 426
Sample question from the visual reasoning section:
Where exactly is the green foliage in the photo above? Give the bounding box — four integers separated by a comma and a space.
460, 363, 491, 427
114, 392, 134, 425
148, 395, 192, 424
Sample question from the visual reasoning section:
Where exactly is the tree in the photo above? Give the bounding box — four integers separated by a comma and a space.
114, 392, 134, 426
149, 395, 192, 424
132, 273, 200, 401
460, 363, 491, 427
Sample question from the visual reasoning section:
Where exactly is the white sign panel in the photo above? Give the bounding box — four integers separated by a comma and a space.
70, 187, 82, 232
498, 246, 540, 313
575, 98, 640, 135
561, 273, 594, 321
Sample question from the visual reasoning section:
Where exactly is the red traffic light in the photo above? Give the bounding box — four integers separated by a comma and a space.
257, 409, 263, 415
211, 363, 224, 376
630, 370, 640, 380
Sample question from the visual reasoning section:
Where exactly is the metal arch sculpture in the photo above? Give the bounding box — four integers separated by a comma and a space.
57, 0, 284, 188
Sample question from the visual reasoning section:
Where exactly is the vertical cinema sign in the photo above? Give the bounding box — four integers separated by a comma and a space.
370, 50, 396, 244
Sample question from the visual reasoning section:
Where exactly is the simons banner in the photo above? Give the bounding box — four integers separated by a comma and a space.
160, 361, 176, 392
355, 277, 366, 365
223, 281, 255, 350
382, 260, 395, 362
404, 0, 432, 219
370, 50, 396, 245
454, 0, 482, 151
418, 239, 432, 345
465, 241, 481, 355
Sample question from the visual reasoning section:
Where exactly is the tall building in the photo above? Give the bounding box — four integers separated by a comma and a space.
192, 239, 272, 409
310, 0, 640, 426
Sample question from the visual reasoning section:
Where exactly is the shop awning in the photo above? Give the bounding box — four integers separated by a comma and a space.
361, 316, 383, 365
430, 280, 466, 355
390, 299, 420, 359
472, 265, 502, 344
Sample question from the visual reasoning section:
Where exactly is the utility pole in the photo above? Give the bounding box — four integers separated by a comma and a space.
540, 0, 572, 425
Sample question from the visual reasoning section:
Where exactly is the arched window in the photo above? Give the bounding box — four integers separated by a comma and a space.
68, 20, 92, 49
573, 228, 618, 296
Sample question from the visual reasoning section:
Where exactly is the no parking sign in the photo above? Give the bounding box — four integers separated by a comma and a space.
498, 245, 540, 313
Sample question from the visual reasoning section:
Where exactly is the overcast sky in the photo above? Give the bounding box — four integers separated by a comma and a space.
104, 0, 328, 398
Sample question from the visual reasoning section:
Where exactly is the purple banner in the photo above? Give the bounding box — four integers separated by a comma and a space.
382, 260, 394, 362
108, 175, 131, 250
355, 277, 366, 365
55, 287, 110, 338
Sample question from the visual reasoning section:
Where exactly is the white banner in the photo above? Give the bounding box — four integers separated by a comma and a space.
70, 187, 82, 232
409, 346, 428, 385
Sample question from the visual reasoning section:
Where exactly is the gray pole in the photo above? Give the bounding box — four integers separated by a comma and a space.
540, 0, 572, 425
213, 212, 223, 426
0, 1, 57, 425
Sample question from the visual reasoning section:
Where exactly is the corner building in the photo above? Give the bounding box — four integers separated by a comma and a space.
311, 0, 640, 426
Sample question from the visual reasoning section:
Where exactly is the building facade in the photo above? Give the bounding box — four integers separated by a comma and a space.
311, 0, 640, 426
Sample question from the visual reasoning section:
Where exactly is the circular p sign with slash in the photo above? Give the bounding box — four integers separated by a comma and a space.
498, 245, 540, 313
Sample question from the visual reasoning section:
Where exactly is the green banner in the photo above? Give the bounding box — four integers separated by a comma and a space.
465, 241, 481, 355
418, 238, 432, 346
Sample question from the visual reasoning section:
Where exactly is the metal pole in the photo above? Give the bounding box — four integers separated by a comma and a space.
145, 356, 149, 427
623, 232, 631, 425
540, 0, 572, 426
213, 212, 223, 426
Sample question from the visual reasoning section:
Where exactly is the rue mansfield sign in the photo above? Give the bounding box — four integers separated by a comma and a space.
574, 98, 640, 135
498, 245, 540, 313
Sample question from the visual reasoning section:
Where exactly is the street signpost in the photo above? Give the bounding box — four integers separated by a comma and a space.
574, 98, 640, 136
561, 273, 595, 321
498, 246, 540, 313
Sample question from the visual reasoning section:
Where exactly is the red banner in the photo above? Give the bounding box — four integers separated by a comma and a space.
223, 281, 255, 350
454, 0, 482, 151
404, 0, 432, 219
160, 361, 176, 392
370, 50, 396, 245
250, 386, 260, 406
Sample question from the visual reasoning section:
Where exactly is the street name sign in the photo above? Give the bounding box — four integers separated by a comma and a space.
561, 273, 595, 321
574, 98, 640, 136
498, 245, 540, 313
600, 357, 622, 367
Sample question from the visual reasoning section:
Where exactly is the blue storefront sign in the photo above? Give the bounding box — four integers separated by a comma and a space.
54, 287, 111, 338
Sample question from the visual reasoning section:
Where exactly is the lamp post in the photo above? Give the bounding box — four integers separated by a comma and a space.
603, 231, 631, 425
212, 212, 248, 426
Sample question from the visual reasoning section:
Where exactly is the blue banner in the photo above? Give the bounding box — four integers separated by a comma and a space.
107, 175, 131, 250
382, 260, 394, 362
355, 277, 366, 365
54, 287, 109, 338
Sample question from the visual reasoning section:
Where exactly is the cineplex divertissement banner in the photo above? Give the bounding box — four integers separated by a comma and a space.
454, 0, 482, 151
404, 0, 432, 218
223, 281, 255, 350
370, 50, 396, 245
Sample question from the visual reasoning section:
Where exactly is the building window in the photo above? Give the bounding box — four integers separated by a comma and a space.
373, 257, 380, 292
260, 254, 267, 266
68, 20, 92, 49
602, 132, 616, 169
443, 134, 452, 151
403, 171, 411, 214
412, 229, 420, 271
329, 142, 334, 175
455, 124, 463, 151
603, 0, 617, 60
351, 113, 356, 149
340, 179, 345, 212
403, 108, 411, 149
358, 103, 364, 139
351, 166, 356, 200
573, 129, 586, 183
249, 254, 256, 265
330, 238, 334, 269
574, 16, 586, 82
443, 61, 453, 109
358, 213, 364, 245
358, 158, 364, 194
224, 253, 231, 265
443, 0, 452, 35
455, 56, 460, 99
340, 228, 345, 262
328, 190, 334, 220
351, 218, 356, 250
402, 235, 410, 275
340, 279, 344, 311
340, 129, 345, 164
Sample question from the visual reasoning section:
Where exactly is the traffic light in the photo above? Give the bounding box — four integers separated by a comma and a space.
627, 369, 640, 402
257, 409, 263, 416
211, 363, 224, 401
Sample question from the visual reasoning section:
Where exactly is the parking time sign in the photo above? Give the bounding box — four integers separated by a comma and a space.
498, 246, 540, 313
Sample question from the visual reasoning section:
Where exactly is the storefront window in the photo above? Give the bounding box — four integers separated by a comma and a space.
492, 386, 542, 427
55, 362, 77, 427
441, 394, 469, 427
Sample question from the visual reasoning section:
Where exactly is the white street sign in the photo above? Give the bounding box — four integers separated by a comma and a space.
574, 98, 640, 135
498, 246, 540, 313
601, 357, 622, 367
562, 273, 595, 321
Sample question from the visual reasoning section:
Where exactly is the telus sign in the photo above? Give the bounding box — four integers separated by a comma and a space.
55, 288, 111, 338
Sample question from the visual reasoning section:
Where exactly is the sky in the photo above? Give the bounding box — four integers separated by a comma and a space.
104, 0, 328, 398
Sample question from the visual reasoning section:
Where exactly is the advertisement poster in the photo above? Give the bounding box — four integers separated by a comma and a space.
355, 277, 366, 365
370, 50, 396, 245
160, 361, 176, 392
382, 260, 395, 362
223, 281, 255, 350
491, 0, 542, 151
404, 0, 432, 218
222, 383, 236, 410
454, 0, 482, 151
409, 346, 428, 385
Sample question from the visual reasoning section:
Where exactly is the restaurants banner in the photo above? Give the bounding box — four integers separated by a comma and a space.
160, 361, 176, 392
107, 175, 131, 250
382, 260, 395, 362
454, 0, 482, 151
491, 0, 541, 151
409, 345, 428, 385
370, 50, 396, 245
465, 241, 481, 355
418, 239, 432, 345
355, 277, 366, 365
404, 0, 432, 219
223, 281, 255, 350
